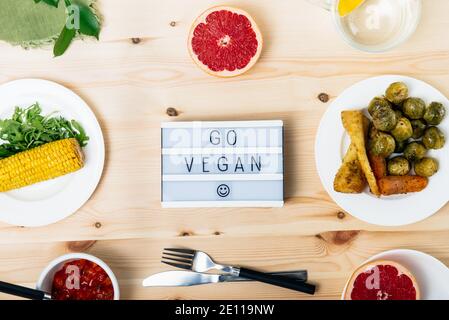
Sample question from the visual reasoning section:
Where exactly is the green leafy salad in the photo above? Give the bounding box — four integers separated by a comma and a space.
0, 103, 89, 159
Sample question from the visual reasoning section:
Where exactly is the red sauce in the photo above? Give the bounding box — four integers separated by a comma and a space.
51, 259, 114, 300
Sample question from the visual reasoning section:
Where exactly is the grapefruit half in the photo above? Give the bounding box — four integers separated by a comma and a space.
188, 6, 263, 77
344, 260, 420, 300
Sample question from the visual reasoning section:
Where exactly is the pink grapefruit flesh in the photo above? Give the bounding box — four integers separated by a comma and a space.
188, 6, 263, 77
344, 260, 420, 300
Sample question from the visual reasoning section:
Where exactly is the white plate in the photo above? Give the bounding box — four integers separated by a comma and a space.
315, 75, 449, 226
0, 79, 105, 227
342, 249, 449, 300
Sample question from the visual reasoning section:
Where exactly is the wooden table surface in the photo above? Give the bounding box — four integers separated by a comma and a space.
0, 0, 449, 300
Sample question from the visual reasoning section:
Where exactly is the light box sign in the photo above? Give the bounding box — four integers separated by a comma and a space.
161, 121, 284, 208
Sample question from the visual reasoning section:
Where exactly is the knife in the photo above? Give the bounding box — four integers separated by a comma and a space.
142, 270, 307, 287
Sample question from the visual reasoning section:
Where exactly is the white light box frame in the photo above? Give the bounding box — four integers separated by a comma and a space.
161, 121, 284, 208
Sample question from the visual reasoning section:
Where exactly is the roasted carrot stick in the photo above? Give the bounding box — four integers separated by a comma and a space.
369, 153, 387, 181
378, 176, 428, 196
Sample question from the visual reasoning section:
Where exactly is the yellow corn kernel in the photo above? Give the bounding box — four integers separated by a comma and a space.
0, 138, 84, 192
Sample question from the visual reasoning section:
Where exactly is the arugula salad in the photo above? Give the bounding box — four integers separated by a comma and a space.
0, 103, 89, 159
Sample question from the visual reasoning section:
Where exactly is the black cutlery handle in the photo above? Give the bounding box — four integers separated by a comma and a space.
239, 268, 316, 295
235, 270, 308, 283
0, 281, 49, 300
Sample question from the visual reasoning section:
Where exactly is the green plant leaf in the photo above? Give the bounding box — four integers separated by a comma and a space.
34, 0, 101, 57
72, 1, 100, 39
53, 25, 76, 57
34, 0, 61, 7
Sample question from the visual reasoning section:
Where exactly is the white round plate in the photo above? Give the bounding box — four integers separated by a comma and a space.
342, 249, 449, 300
0, 79, 104, 227
315, 75, 449, 226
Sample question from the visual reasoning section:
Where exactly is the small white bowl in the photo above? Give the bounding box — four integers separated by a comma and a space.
36, 253, 120, 300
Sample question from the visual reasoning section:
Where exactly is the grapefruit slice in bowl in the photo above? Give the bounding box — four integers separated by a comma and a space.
188, 6, 263, 77
343, 260, 420, 300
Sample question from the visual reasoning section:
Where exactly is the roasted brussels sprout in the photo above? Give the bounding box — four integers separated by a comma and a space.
410, 119, 427, 139
368, 97, 392, 116
372, 105, 398, 132
391, 117, 413, 142
395, 139, 407, 153
414, 157, 439, 177
424, 102, 446, 125
423, 126, 445, 149
385, 82, 409, 105
387, 157, 410, 176
369, 132, 396, 158
404, 142, 427, 162
403, 97, 426, 119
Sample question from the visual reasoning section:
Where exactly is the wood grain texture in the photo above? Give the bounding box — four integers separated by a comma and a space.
0, 0, 448, 299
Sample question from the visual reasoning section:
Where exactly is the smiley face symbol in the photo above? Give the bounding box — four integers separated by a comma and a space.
217, 184, 230, 198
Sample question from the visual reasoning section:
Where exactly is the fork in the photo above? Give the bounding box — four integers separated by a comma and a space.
162, 248, 316, 295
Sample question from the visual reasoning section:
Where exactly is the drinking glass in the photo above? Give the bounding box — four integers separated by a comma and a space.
307, 0, 422, 52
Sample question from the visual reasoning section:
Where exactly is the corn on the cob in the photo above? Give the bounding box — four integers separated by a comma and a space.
0, 138, 84, 192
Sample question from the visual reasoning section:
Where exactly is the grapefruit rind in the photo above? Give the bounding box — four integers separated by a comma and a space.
188, 6, 263, 78
343, 260, 420, 300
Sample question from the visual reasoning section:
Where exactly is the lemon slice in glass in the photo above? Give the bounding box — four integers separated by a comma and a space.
338, 0, 365, 17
